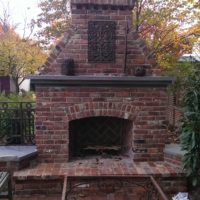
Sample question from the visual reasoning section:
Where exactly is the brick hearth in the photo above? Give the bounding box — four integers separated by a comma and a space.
14, 159, 183, 179
13, 159, 187, 200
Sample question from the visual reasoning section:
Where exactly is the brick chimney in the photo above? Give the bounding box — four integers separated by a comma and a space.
41, 0, 161, 76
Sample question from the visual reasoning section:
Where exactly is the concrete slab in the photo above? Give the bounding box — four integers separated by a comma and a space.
0, 146, 37, 162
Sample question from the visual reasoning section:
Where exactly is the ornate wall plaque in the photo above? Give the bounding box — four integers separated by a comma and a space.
88, 21, 116, 63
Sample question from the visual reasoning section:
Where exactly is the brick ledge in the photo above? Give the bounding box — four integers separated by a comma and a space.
13, 160, 184, 181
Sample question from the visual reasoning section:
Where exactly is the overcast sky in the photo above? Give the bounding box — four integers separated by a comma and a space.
0, 0, 41, 37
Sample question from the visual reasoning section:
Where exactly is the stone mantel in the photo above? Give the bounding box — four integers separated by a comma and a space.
29, 75, 174, 89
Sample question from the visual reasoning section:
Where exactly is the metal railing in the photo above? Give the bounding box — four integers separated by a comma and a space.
0, 102, 35, 145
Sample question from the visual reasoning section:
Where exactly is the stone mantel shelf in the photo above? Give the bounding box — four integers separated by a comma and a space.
29, 75, 174, 89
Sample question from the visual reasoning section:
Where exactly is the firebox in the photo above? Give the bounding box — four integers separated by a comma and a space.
69, 116, 132, 160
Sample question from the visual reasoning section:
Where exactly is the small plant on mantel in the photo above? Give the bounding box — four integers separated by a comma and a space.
180, 69, 200, 187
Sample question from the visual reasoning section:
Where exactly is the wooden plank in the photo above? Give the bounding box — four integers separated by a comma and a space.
61, 176, 67, 200
150, 176, 169, 200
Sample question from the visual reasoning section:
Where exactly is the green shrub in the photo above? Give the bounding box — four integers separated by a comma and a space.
0, 91, 35, 102
180, 72, 200, 187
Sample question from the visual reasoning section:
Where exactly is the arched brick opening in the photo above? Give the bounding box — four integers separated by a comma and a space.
66, 102, 139, 121
67, 102, 137, 160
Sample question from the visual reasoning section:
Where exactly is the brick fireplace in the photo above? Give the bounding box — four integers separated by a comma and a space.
30, 0, 173, 163
31, 76, 173, 163
13, 0, 188, 199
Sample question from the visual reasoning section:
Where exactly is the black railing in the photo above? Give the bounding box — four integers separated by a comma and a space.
0, 102, 35, 145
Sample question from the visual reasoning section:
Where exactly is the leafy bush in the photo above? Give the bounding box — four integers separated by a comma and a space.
165, 61, 195, 94
180, 72, 200, 187
0, 91, 35, 102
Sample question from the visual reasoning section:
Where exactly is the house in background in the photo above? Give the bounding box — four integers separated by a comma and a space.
179, 53, 200, 62
0, 76, 30, 93
0, 76, 16, 93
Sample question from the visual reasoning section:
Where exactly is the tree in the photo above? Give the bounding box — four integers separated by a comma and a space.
0, 0, 36, 40
188, 0, 200, 8
0, 1, 14, 33
35, 0, 71, 48
0, 30, 47, 93
0, 1, 47, 93
133, 0, 200, 69
35, 0, 200, 65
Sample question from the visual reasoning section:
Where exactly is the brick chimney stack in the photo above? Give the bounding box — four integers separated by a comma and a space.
71, 0, 135, 8
41, 0, 161, 75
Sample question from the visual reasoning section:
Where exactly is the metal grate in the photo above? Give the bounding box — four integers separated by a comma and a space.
88, 21, 116, 63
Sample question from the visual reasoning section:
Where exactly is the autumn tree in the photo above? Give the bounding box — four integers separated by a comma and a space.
35, 0, 200, 67
0, 29, 47, 93
133, 0, 200, 69
35, 0, 71, 48
0, 1, 47, 93
188, 0, 200, 8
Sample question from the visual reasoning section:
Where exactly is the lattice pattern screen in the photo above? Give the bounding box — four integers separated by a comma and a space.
88, 21, 116, 63
69, 117, 127, 158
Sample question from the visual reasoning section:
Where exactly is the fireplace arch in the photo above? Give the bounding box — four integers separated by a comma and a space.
69, 116, 133, 160
67, 102, 139, 122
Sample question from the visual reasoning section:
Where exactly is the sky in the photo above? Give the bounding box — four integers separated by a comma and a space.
0, 0, 41, 37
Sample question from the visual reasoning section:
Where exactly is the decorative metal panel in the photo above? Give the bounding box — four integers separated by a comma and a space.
88, 21, 116, 63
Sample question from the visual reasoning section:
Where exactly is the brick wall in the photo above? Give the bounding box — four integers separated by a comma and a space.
0, 156, 37, 172
35, 86, 168, 163
161, 177, 188, 199
14, 176, 187, 200
70, 0, 136, 6
14, 179, 63, 200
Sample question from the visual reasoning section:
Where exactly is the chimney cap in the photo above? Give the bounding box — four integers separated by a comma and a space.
71, 0, 135, 8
